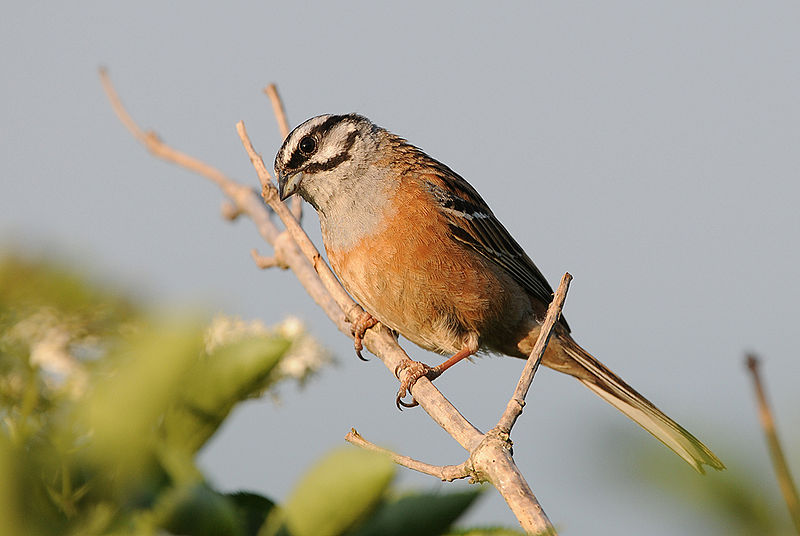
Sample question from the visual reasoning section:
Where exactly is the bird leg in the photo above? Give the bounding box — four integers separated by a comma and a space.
394, 346, 476, 409
349, 309, 379, 361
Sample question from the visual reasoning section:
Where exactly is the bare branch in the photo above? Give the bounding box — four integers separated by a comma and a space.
250, 247, 286, 270
101, 69, 484, 453
101, 68, 259, 218
236, 118, 555, 534
235, 120, 362, 317
221, 201, 243, 221
746, 354, 800, 533
102, 70, 557, 534
470, 428, 555, 534
346, 429, 471, 482
497, 273, 572, 432
263, 84, 290, 139
263, 83, 302, 221
99, 68, 339, 325
100, 66, 147, 143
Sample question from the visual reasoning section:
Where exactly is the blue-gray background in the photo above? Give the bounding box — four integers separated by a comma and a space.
2, 2, 798, 533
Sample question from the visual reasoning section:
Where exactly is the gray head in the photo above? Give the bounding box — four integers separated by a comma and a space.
274, 114, 382, 208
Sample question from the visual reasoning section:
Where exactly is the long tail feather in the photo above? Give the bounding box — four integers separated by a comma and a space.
558, 338, 724, 473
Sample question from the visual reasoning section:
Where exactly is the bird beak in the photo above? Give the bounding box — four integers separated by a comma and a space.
277, 170, 303, 201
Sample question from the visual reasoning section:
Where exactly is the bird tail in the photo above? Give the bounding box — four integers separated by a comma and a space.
557, 337, 724, 473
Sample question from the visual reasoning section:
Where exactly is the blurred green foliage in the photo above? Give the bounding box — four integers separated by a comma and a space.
615, 424, 797, 535
0, 253, 514, 536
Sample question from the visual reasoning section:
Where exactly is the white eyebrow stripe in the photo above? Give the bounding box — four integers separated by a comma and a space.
310, 122, 357, 166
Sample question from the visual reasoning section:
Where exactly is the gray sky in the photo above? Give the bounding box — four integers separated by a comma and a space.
2, 2, 799, 533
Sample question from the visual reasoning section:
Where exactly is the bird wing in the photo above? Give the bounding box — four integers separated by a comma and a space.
418, 166, 559, 313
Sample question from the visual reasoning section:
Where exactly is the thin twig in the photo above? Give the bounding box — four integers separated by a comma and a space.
100, 68, 252, 204
101, 70, 556, 534
234, 120, 486, 446
497, 273, 572, 432
263, 83, 302, 221
345, 429, 471, 482
263, 84, 290, 139
250, 248, 285, 270
102, 69, 481, 450
235, 120, 363, 318
100, 67, 146, 143
235, 118, 555, 534
220, 201, 243, 221
746, 354, 800, 533
99, 68, 340, 324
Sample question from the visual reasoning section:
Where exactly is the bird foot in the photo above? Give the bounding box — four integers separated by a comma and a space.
393, 346, 476, 409
349, 310, 378, 361
394, 359, 444, 409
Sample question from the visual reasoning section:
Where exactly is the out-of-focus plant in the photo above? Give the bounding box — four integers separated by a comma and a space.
610, 424, 796, 536
0, 253, 511, 536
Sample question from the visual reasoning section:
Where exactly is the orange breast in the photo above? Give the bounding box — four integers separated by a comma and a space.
325, 182, 526, 355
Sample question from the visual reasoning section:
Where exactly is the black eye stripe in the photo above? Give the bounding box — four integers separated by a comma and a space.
283, 115, 348, 170
284, 118, 360, 172
304, 152, 351, 173
303, 130, 358, 173
285, 145, 309, 170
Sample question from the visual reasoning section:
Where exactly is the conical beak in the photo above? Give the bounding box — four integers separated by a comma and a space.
277, 171, 303, 201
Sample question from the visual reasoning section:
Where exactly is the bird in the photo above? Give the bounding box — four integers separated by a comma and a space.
274, 113, 724, 473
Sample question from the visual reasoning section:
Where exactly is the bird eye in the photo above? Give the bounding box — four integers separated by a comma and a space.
298, 135, 317, 155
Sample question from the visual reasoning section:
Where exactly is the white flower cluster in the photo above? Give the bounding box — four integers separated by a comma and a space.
3, 307, 90, 398
205, 314, 332, 386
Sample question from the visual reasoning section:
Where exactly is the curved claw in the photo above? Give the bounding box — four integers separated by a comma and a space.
393, 359, 431, 411
395, 391, 419, 410
354, 339, 369, 362
350, 310, 378, 361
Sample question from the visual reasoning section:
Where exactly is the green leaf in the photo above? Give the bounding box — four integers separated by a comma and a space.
0, 438, 24, 536
263, 447, 394, 536
349, 487, 484, 536
162, 336, 291, 454
155, 482, 242, 536
226, 491, 276, 536
74, 321, 203, 496
0, 435, 67, 536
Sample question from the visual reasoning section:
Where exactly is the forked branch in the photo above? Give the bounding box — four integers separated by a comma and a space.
498, 272, 571, 432
101, 69, 561, 534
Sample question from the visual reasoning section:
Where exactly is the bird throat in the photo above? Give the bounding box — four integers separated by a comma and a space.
312, 169, 398, 252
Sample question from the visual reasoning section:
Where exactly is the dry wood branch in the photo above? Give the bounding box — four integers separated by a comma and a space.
497, 273, 572, 432
100, 68, 340, 326
250, 247, 286, 270
264, 84, 290, 139
221, 201, 243, 221
746, 354, 800, 533
234, 120, 491, 445
470, 428, 554, 535
101, 70, 556, 534
236, 120, 554, 534
236, 121, 365, 319
346, 429, 471, 482
101, 67, 483, 454
263, 83, 302, 221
